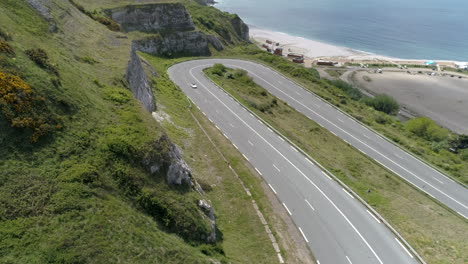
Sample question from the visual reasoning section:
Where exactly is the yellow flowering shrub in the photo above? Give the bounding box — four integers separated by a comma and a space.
0, 72, 61, 142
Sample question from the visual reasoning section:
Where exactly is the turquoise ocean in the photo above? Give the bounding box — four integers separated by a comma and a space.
215, 0, 468, 61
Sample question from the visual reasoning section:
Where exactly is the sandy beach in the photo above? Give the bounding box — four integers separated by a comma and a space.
249, 26, 467, 67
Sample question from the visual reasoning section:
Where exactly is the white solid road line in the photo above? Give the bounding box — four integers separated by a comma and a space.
242, 154, 249, 161
367, 210, 381, 224
248, 140, 254, 146
298, 227, 309, 243
432, 177, 444, 184
395, 238, 413, 258
273, 164, 281, 172
343, 188, 355, 199
457, 211, 467, 219
246, 67, 468, 211
190, 67, 384, 263
255, 167, 263, 176
305, 199, 315, 211
322, 171, 332, 180
283, 203, 292, 215
268, 184, 277, 194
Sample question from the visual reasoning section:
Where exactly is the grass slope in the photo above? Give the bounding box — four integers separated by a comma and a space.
205, 66, 468, 264
0, 1, 274, 263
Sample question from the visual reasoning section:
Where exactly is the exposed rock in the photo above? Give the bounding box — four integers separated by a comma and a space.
125, 45, 156, 112
194, 0, 217, 6
26, 0, 57, 33
167, 144, 193, 186
106, 3, 195, 33
230, 15, 250, 42
133, 31, 223, 57
143, 136, 194, 187
198, 199, 217, 243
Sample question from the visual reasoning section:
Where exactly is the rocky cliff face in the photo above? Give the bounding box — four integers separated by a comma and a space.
26, 0, 57, 32
230, 15, 249, 42
107, 3, 195, 33
126, 46, 156, 112
132, 31, 223, 57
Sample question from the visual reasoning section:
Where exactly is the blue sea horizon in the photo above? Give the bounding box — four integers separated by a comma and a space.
215, 0, 468, 61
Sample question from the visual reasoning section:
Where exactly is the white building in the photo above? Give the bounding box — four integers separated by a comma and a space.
455, 62, 468, 70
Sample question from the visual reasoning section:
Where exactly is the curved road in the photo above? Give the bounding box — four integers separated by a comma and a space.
168, 59, 429, 264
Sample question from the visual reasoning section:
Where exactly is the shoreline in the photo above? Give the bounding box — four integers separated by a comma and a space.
249, 26, 468, 67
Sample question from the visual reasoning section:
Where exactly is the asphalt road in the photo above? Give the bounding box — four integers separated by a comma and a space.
168, 59, 424, 264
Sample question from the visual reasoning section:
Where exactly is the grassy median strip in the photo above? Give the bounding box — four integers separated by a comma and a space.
142, 54, 314, 264
205, 65, 468, 264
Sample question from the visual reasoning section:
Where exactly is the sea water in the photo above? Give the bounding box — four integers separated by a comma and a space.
215, 0, 468, 61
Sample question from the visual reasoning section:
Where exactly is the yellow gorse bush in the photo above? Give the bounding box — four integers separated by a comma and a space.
0, 71, 60, 142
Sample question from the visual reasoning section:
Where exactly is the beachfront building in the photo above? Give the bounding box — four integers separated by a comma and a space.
455, 62, 468, 70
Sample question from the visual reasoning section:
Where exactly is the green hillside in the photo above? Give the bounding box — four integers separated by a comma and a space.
0, 0, 284, 263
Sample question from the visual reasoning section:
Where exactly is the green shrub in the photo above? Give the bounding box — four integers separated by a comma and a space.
362, 94, 399, 114
103, 87, 132, 105
94, 16, 121, 32
232, 69, 254, 86
211, 63, 226, 76
460, 149, 468, 161
77, 56, 98, 65
450, 135, 468, 151
0, 40, 14, 55
431, 140, 449, 153
329, 80, 363, 100
25, 48, 59, 76
138, 188, 213, 244
405, 117, 449, 142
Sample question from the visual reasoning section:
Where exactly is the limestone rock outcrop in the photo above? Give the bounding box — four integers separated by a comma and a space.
132, 31, 224, 57
125, 46, 156, 112
230, 15, 250, 42
26, 0, 57, 32
166, 144, 193, 186
198, 199, 217, 243
106, 3, 195, 33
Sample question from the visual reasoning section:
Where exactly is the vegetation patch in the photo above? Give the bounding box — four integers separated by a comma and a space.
25, 48, 59, 76
0, 71, 62, 142
0, 40, 14, 55
70, 0, 121, 32
362, 94, 399, 114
